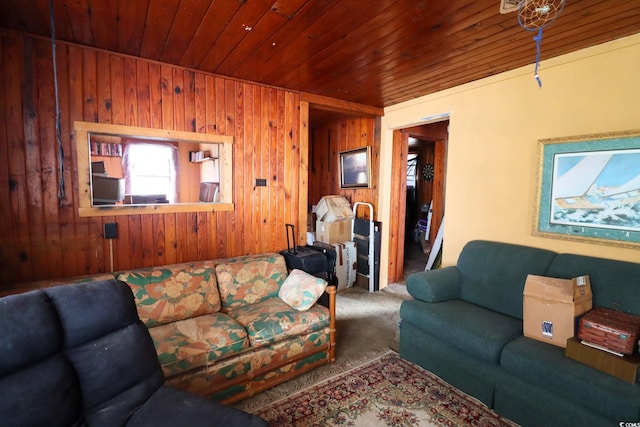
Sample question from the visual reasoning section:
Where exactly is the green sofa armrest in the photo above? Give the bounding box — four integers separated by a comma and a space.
406, 267, 461, 302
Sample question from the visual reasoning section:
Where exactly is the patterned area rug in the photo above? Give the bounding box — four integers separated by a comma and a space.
252, 351, 515, 427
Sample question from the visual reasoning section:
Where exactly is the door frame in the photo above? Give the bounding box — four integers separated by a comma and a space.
387, 121, 448, 283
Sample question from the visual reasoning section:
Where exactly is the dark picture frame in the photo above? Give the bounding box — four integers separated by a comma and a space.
533, 129, 640, 248
340, 147, 370, 188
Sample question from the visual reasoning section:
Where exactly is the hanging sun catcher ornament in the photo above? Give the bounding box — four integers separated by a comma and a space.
517, 0, 566, 87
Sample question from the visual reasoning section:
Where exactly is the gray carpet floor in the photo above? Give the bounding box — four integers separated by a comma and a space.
334, 283, 411, 359
235, 283, 412, 412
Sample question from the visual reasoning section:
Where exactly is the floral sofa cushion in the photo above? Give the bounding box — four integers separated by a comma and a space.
215, 254, 288, 309
117, 261, 220, 327
149, 312, 250, 377
225, 297, 331, 348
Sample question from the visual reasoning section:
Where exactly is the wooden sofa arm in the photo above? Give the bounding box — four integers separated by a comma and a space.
325, 285, 337, 362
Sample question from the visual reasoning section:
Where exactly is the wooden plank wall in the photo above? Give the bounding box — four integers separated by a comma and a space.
308, 116, 379, 219
0, 30, 305, 288
387, 130, 409, 283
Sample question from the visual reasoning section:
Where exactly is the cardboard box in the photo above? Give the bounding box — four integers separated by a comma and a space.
315, 196, 354, 222
565, 337, 640, 384
523, 275, 592, 348
315, 241, 356, 291
316, 219, 353, 244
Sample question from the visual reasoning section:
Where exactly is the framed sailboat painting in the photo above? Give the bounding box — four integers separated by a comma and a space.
533, 129, 640, 248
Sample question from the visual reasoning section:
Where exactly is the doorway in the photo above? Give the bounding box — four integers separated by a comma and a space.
388, 120, 449, 283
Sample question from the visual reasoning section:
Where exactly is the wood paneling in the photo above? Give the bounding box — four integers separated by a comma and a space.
387, 130, 408, 283
1, 0, 638, 107
0, 30, 307, 288
308, 114, 379, 220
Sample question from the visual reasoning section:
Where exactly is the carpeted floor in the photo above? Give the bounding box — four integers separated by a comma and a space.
253, 351, 516, 427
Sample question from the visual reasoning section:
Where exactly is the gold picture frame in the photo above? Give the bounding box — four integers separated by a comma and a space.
533, 129, 640, 248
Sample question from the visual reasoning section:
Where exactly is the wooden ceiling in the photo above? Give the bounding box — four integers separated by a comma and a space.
0, 0, 638, 108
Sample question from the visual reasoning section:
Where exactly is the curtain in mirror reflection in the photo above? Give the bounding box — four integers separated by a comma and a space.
122, 141, 178, 203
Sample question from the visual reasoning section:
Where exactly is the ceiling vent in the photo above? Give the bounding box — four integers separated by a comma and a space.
500, 0, 521, 14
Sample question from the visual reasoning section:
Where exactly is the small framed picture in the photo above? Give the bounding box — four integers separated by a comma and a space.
340, 147, 370, 188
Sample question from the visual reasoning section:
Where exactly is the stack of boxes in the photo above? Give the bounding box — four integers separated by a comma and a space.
523, 274, 640, 383
310, 196, 357, 291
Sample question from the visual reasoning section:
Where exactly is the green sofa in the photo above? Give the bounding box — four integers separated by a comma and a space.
400, 240, 640, 426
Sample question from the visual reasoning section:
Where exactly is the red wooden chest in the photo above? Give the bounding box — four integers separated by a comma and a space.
578, 308, 640, 355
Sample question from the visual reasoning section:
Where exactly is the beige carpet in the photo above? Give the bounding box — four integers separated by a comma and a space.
235, 284, 411, 412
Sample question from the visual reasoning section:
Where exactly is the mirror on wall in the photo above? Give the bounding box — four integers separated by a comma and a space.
74, 121, 234, 217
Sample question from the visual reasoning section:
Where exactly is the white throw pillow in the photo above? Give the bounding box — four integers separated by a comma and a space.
278, 269, 328, 311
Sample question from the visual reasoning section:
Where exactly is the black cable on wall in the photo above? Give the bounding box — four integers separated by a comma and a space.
50, 0, 65, 205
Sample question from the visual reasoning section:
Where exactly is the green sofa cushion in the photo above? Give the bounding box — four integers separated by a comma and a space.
500, 336, 640, 422
400, 320, 506, 407
457, 240, 556, 319
400, 299, 522, 364
546, 253, 640, 316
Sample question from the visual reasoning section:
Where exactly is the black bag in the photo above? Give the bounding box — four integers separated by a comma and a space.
309, 241, 338, 286
280, 224, 327, 276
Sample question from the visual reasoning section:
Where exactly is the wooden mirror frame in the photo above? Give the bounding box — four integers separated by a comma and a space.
74, 121, 234, 217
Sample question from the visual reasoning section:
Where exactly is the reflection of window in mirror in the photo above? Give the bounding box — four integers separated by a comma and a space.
88, 136, 221, 206
123, 141, 178, 204
75, 121, 234, 217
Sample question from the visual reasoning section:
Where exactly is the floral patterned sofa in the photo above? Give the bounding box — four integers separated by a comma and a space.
10, 253, 336, 404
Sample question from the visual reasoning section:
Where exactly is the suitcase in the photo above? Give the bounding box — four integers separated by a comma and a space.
280, 224, 328, 276
308, 240, 338, 287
